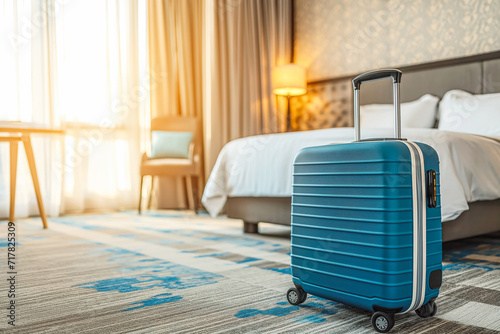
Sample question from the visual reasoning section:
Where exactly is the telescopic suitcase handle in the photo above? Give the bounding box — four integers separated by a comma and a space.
352, 69, 403, 141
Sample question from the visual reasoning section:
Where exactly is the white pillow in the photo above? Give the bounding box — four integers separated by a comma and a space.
360, 94, 439, 129
438, 90, 500, 137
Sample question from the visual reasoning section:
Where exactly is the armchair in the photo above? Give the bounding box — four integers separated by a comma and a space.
138, 116, 203, 213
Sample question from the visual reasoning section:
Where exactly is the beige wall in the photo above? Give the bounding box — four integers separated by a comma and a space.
294, 0, 500, 81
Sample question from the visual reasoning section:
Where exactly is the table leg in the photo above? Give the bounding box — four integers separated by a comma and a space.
9, 141, 18, 222
22, 135, 48, 229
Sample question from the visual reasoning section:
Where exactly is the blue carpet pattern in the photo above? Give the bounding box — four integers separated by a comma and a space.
0, 211, 499, 333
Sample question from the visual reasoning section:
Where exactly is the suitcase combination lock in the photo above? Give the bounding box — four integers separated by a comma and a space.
426, 170, 437, 208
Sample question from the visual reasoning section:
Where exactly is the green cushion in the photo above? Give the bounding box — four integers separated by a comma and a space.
150, 131, 193, 159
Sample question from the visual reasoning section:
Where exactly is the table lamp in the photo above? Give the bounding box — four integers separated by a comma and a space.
272, 64, 307, 131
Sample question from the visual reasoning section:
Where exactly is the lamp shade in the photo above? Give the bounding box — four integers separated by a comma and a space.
272, 64, 307, 96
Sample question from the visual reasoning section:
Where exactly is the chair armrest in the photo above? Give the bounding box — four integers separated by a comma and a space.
141, 152, 149, 163
193, 153, 200, 163
189, 142, 196, 162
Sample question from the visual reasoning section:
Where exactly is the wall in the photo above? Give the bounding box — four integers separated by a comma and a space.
294, 0, 500, 81
290, 78, 353, 130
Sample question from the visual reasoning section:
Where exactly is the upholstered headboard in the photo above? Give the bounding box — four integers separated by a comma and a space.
360, 57, 500, 104
291, 51, 500, 130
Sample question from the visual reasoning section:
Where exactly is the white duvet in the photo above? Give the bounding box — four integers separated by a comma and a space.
202, 128, 500, 222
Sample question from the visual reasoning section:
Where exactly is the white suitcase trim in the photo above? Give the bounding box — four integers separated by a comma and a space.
400, 141, 427, 314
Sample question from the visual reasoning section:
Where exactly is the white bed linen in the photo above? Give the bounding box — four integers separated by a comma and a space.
202, 128, 500, 222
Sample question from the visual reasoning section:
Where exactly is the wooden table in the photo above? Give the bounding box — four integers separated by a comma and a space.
0, 123, 64, 228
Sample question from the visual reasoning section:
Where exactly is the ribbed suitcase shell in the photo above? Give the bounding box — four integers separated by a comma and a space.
291, 140, 442, 313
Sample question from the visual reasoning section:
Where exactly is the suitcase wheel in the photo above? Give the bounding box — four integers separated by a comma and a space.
371, 311, 394, 333
415, 300, 437, 318
286, 287, 307, 305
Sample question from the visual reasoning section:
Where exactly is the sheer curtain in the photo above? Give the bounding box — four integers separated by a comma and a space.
0, 0, 62, 219
56, 0, 148, 213
0, 0, 149, 218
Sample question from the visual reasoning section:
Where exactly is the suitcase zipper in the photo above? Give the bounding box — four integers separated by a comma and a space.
401, 141, 427, 313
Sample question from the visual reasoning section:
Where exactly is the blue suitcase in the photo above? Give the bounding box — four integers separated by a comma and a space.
287, 70, 442, 333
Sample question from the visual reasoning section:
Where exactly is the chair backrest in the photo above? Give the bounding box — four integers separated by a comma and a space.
150, 116, 202, 157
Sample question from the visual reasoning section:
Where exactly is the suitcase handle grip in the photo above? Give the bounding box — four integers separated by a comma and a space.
352, 69, 403, 141
352, 69, 402, 90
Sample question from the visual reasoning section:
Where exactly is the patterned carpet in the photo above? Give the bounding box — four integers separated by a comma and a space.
0, 211, 499, 333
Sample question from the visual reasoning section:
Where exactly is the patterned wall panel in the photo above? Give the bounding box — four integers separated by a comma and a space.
291, 79, 353, 130
291, 0, 500, 130
294, 0, 500, 81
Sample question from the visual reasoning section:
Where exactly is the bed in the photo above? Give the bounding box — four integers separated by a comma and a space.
202, 52, 500, 241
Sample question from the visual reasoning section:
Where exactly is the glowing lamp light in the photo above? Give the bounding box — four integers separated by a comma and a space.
272, 64, 307, 131
272, 64, 307, 96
